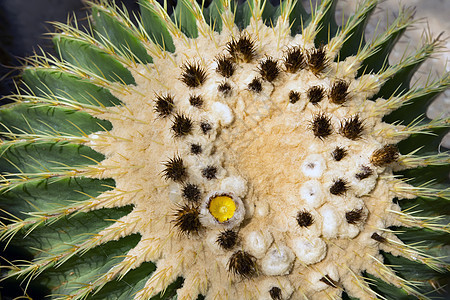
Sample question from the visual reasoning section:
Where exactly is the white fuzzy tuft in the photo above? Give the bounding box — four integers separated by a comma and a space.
320, 205, 342, 238
291, 236, 327, 265
261, 244, 295, 276
220, 175, 248, 198
244, 230, 274, 259
300, 180, 325, 208
210, 102, 234, 126
301, 154, 326, 178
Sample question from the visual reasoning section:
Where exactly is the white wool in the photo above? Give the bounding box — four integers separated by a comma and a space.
261, 244, 295, 276
319, 205, 342, 239
244, 230, 274, 259
220, 175, 248, 198
210, 101, 234, 126
300, 180, 325, 208
301, 154, 326, 178
290, 236, 327, 265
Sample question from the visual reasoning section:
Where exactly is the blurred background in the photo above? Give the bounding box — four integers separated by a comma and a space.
0, 0, 140, 98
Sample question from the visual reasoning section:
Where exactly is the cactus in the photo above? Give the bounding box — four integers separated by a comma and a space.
0, 0, 449, 299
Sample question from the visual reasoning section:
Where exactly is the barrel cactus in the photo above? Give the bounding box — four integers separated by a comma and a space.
1, 0, 449, 299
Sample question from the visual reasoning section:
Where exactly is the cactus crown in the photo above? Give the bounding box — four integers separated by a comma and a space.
0, 0, 449, 299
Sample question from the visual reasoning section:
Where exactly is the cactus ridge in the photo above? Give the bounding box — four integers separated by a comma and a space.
0, 0, 449, 299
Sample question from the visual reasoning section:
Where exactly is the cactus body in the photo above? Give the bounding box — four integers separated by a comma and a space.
0, 0, 449, 299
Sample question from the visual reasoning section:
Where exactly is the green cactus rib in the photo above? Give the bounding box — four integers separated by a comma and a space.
22, 69, 123, 107
0, 0, 449, 299
139, 0, 176, 52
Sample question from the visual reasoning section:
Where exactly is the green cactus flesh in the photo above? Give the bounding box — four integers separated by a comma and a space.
1, 0, 449, 299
